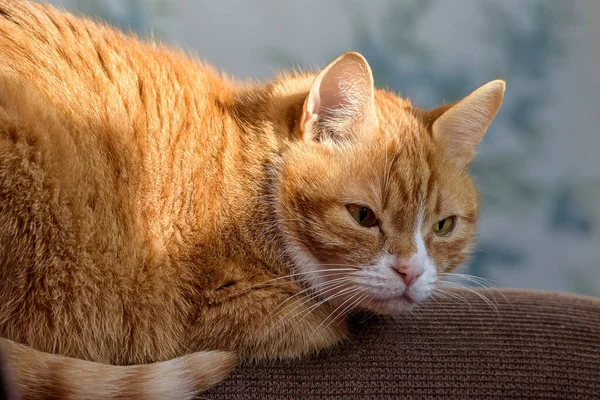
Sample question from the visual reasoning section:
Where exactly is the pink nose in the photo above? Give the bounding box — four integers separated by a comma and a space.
394, 264, 424, 287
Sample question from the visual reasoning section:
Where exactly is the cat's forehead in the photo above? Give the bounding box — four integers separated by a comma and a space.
344, 109, 435, 193
344, 132, 435, 230
370, 130, 473, 228
373, 89, 422, 133
361, 117, 442, 226
382, 146, 433, 221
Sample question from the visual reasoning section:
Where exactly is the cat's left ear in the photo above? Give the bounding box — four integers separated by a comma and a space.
431, 80, 505, 166
301, 52, 378, 143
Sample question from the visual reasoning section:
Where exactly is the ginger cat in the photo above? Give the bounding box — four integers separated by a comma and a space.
0, 1, 505, 399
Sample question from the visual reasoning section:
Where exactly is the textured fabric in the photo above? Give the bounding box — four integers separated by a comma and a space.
205, 289, 600, 399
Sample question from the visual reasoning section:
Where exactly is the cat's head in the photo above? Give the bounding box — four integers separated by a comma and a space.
275, 52, 504, 315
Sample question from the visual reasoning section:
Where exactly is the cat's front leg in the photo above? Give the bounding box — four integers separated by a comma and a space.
190, 277, 348, 360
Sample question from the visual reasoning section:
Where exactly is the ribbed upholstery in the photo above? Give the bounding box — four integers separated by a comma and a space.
205, 289, 600, 399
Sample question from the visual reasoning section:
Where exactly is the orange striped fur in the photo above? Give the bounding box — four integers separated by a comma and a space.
0, 1, 504, 398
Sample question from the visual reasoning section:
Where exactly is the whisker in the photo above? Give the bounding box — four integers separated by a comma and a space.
439, 273, 508, 304
356, 308, 376, 324
249, 268, 356, 289
269, 276, 353, 315
263, 279, 353, 335
439, 272, 497, 287
433, 288, 473, 307
273, 286, 361, 346
257, 283, 346, 345
305, 263, 361, 269
339, 291, 369, 320
438, 282, 499, 314
326, 291, 370, 332
428, 294, 452, 312
313, 289, 364, 335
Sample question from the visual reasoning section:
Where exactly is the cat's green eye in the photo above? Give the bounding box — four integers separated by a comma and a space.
432, 216, 457, 236
347, 205, 378, 228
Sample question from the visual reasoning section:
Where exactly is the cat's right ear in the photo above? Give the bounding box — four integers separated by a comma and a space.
430, 80, 505, 166
301, 52, 378, 143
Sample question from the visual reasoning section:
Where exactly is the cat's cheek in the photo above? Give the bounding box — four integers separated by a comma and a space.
426, 235, 473, 272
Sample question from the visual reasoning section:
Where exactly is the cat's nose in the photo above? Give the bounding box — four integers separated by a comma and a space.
393, 264, 424, 287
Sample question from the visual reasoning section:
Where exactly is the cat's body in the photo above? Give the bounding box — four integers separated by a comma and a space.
0, 1, 505, 399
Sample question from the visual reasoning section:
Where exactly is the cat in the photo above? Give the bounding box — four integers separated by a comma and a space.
0, 1, 505, 399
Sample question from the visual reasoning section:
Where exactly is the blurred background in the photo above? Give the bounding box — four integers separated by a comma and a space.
45, 0, 599, 296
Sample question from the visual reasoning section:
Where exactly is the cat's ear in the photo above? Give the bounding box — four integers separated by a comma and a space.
301, 52, 378, 143
431, 80, 505, 165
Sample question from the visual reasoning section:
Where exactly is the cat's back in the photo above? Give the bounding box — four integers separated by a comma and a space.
0, 0, 230, 127
0, 0, 228, 271
0, 0, 236, 250
0, 0, 238, 363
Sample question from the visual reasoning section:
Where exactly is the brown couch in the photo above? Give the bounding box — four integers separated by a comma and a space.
1, 289, 598, 399
206, 289, 600, 399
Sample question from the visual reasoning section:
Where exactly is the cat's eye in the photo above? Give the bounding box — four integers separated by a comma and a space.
432, 216, 457, 236
346, 205, 378, 228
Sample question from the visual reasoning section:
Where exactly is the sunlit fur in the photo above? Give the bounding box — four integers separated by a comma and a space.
0, 1, 503, 399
